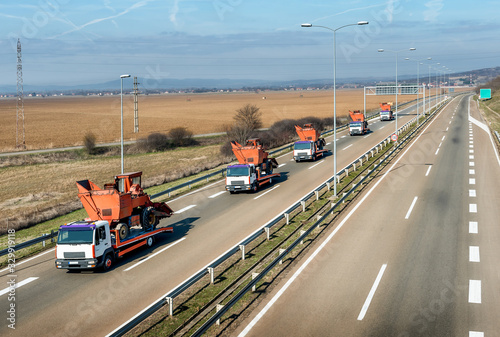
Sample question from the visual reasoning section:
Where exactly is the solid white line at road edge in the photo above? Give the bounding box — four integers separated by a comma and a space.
237, 96, 455, 337
0, 277, 39, 296
357, 264, 387, 320
124, 238, 186, 271
405, 197, 418, 219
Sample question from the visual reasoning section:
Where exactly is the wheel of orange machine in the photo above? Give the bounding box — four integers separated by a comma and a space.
116, 223, 129, 241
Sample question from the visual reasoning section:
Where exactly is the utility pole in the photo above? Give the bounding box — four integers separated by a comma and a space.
133, 76, 139, 133
16, 38, 26, 149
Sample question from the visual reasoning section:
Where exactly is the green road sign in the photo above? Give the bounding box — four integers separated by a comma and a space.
480, 89, 491, 99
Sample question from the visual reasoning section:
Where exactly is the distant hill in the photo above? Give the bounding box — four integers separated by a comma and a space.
1, 66, 498, 95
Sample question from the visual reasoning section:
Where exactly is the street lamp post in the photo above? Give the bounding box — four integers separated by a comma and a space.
120, 74, 131, 174
405, 57, 431, 125
301, 21, 368, 197
378, 48, 416, 140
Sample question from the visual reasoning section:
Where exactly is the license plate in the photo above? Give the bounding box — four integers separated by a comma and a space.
69, 261, 78, 265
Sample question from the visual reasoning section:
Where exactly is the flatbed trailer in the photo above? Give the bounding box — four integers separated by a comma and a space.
55, 220, 173, 271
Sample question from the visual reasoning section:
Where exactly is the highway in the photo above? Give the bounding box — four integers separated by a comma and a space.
235, 95, 500, 337
0, 98, 441, 336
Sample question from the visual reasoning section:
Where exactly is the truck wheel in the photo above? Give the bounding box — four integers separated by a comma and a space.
146, 237, 154, 247
252, 183, 258, 193
102, 253, 114, 271
267, 160, 273, 174
141, 206, 158, 231
116, 223, 129, 241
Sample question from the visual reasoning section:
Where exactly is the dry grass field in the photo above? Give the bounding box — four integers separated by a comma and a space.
0, 89, 417, 151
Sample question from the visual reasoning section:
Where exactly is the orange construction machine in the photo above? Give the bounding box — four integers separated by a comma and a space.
349, 110, 370, 136
225, 138, 280, 193
76, 172, 173, 240
379, 102, 394, 121
293, 124, 327, 161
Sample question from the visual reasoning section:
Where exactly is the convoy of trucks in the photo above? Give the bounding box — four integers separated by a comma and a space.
225, 138, 280, 193
379, 102, 394, 121
349, 110, 370, 136
293, 124, 327, 161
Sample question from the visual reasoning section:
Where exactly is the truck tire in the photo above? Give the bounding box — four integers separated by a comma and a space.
116, 223, 129, 241
141, 206, 158, 231
102, 253, 114, 271
266, 160, 273, 174
252, 183, 258, 193
146, 236, 154, 247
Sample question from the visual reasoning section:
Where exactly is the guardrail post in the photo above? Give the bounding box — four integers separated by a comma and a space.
166, 297, 173, 316
42, 235, 46, 247
265, 227, 270, 240
343, 193, 347, 203
285, 212, 290, 224
326, 182, 331, 191
344, 168, 348, 176
279, 248, 286, 264
216, 304, 224, 325
208, 267, 214, 284
359, 158, 363, 166
300, 230, 306, 245
51, 230, 55, 243
239, 245, 245, 260
353, 163, 356, 171
314, 191, 319, 201
252, 273, 259, 292
301, 201, 306, 212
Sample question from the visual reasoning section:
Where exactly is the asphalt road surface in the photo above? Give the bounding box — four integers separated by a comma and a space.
0, 97, 444, 336
236, 95, 500, 337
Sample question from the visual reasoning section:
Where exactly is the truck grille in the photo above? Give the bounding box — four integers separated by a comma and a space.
231, 180, 245, 185
297, 152, 308, 156
64, 252, 86, 259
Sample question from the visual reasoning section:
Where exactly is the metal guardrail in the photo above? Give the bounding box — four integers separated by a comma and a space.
495, 131, 500, 144
0, 230, 57, 256
108, 97, 449, 336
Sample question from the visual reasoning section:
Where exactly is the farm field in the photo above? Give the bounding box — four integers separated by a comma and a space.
0, 89, 417, 151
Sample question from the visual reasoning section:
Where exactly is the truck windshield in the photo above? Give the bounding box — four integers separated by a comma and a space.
350, 122, 362, 128
227, 166, 250, 177
294, 142, 312, 150
57, 228, 94, 244
381, 111, 389, 115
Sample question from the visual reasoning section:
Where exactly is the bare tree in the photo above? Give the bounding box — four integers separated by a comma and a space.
233, 104, 263, 131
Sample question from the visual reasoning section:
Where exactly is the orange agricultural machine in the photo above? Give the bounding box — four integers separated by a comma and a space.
379, 102, 394, 121
349, 110, 370, 136
76, 172, 173, 240
293, 124, 327, 161
225, 138, 280, 193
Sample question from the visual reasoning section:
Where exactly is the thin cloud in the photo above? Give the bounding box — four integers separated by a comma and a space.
311, 2, 388, 23
48, 0, 155, 39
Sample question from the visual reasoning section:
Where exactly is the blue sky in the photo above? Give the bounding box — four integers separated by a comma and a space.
0, 0, 499, 87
